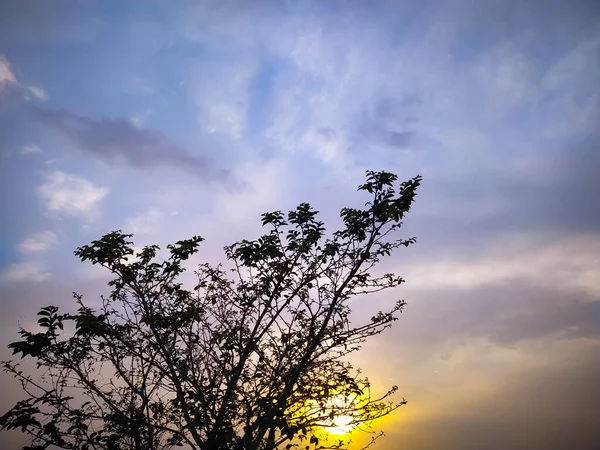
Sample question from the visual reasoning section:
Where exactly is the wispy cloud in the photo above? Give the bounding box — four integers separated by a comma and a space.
20, 144, 41, 155
37, 170, 108, 220
0, 262, 49, 283
191, 59, 256, 140
19, 231, 58, 253
31, 108, 233, 181
0, 56, 17, 84
0, 55, 48, 106
123, 207, 165, 235
25, 85, 48, 101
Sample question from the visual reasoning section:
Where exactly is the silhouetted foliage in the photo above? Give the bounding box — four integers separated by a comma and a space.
1, 171, 422, 450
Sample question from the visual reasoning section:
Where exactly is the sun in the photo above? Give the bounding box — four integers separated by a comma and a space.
320, 394, 360, 435
288, 392, 364, 438
327, 413, 355, 435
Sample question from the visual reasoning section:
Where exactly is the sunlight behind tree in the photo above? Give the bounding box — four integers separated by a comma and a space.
1, 171, 420, 450
323, 395, 359, 435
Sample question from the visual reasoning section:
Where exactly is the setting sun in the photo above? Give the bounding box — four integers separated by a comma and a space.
327, 414, 355, 435
320, 394, 360, 435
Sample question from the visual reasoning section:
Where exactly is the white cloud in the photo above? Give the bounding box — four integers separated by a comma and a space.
205, 102, 246, 139
405, 234, 599, 295
124, 207, 165, 235
0, 54, 49, 103
300, 128, 348, 164
0, 55, 17, 84
0, 55, 49, 104
538, 38, 600, 139
167, 1, 269, 50
215, 157, 293, 225
541, 38, 600, 93
288, 28, 333, 77
25, 85, 49, 101
20, 144, 42, 155
129, 109, 152, 128
19, 231, 58, 253
37, 171, 108, 219
263, 20, 389, 166
0, 262, 50, 283
473, 43, 535, 117
129, 115, 144, 127
192, 59, 256, 140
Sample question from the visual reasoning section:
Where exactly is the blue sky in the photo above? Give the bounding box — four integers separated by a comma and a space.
0, 1, 599, 449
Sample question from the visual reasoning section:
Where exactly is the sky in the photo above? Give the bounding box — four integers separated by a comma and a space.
0, 0, 599, 449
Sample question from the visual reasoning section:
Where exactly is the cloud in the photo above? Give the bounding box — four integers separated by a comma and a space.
419, 137, 600, 239
31, 108, 232, 181
129, 115, 144, 127
353, 233, 599, 363
300, 128, 349, 163
189, 58, 257, 140
380, 337, 600, 450
353, 97, 418, 151
19, 231, 58, 253
20, 144, 41, 155
473, 41, 535, 117
215, 157, 294, 224
538, 38, 600, 139
0, 262, 49, 283
0, 56, 17, 84
404, 234, 598, 294
37, 171, 108, 219
0, 55, 48, 106
123, 207, 165, 235
25, 85, 48, 101
486, 298, 599, 346
404, 282, 599, 349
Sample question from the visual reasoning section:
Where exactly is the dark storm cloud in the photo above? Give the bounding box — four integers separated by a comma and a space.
465, 140, 599, 234
31, 108, 232, 182
490, 298, 600, 345
402, 135, 600, 257
398, 281, 599, 349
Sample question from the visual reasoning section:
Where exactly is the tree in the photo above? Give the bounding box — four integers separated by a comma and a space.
1, 171, 422, 450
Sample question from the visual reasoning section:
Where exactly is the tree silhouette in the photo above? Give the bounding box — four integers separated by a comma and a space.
1, 171, 422, 450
